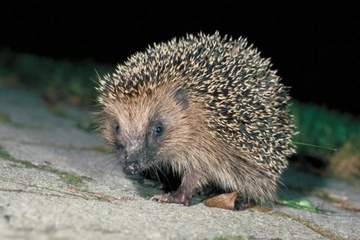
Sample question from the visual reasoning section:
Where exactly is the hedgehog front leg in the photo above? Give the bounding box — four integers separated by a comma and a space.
150, 172, 201, 205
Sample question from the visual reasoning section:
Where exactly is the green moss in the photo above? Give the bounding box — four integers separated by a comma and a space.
0, 146, 32, 167
0, 146, 12, 159
0, 145, 85, 188
47, 168, 84, 188
0, 175, 116, 202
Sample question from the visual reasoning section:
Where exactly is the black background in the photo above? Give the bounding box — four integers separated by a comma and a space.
0, 1, 359, 115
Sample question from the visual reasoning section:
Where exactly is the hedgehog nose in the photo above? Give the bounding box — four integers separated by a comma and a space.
123, 151, 140, 175
123, 141, 142, 175
123, 161, 139, 175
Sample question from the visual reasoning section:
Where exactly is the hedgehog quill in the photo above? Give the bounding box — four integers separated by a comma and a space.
95, 32, 295, 207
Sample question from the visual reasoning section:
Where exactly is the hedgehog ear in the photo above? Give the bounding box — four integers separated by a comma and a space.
173, 88, 188, 110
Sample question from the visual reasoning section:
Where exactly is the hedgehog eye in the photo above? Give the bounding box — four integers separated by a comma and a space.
115, 125, 120, 134
112, 122, 121, 134
152, 122, 164, 137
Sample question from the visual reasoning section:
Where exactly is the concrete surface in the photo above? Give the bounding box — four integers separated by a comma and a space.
0, 86, 359, 240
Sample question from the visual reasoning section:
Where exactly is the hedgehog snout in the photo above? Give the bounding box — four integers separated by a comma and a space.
123, 159, 139, 175
122, 146, 141, 175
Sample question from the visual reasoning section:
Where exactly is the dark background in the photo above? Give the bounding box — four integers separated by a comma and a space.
0, 1, 359, 115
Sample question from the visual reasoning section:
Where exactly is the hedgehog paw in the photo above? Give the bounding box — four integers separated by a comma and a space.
150, 192, 189, 205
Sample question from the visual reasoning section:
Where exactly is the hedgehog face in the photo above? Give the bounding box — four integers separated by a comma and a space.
117, 115, 167, 175
102, 85, 190, 175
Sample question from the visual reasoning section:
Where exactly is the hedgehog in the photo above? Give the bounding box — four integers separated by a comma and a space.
95, 32, 295, 207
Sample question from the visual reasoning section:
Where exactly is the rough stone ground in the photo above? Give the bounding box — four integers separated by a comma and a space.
0, 85, 359, 240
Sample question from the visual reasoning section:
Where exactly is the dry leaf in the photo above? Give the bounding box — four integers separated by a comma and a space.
203, 192, 238, 210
